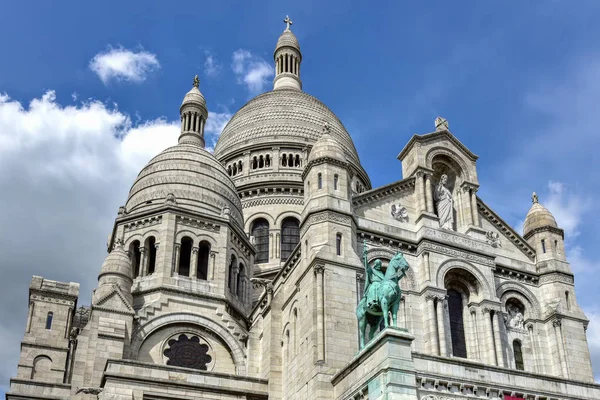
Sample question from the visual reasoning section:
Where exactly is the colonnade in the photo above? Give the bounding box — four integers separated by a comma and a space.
276, 53, 300, 76
180, 111, 204, 134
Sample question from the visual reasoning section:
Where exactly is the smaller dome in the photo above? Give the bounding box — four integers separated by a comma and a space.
523, 192, 558, 237
98, 243, 132, 283
308, 124, 347, 164
276, 30, 300, 53
180, 86, 207, 113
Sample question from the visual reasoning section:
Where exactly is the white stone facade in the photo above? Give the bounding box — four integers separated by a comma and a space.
6, 19, 599, 400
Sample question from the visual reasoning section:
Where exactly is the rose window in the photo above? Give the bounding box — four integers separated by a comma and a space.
163, 334, 212, 370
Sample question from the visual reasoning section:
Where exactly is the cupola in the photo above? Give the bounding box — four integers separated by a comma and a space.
179, 75, 208, 147
273, 15, 302, 91
523, 192, 559, 238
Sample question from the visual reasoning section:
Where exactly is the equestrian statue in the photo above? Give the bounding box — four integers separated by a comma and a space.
356, 241, 410, 349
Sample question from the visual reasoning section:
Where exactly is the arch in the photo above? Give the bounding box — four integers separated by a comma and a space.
129, 313, 246, 374
197, 240, 211, 280
31, 355, 52, 380
281, 217, 300, 261
232, 163, 238, 175
334, 174, 339, 190
336, 233, 342, 256
496, 281, 541, 320
282, 155, 287, 167
175, 229, 198, 243
129, 240, 141, 278
265, 155, 271, 167
228, 254, 237, 292
45, 312, 53, 330
259, 155, 264, 168
238, 160, 242, 172
244, 212, 275, 232
178, 236, 193, 277
252, 156, 258, 169
295, 154, 301, 167
447, 288, 467, 358
251, 218, 270, 264
145, 236, 157, 275
436, 259, 492, 299
274, 211, 302, 227
228, 165, 232, 176
365, 248, 416, 291
425, 146, 472, 182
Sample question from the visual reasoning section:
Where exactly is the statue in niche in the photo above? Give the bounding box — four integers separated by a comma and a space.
434, 174, 454, 230
506, 304, 525, 330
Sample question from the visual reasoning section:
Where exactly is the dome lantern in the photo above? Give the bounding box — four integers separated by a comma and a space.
179, 75, 208, 147
273, 15, 302, 91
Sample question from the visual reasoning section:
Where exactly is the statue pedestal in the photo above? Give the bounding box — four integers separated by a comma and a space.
332, 328, 417, 400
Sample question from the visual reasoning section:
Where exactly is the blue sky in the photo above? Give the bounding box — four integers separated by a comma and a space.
1, 0, 599, 391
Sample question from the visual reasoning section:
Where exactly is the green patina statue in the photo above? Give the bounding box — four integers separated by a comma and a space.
356, 241, 410, 349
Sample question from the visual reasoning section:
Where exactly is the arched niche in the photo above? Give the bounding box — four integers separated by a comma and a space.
365, 247, 416, 291
496, 282, 541, 320
129, 312, 246, 375
426, 147, 472, 183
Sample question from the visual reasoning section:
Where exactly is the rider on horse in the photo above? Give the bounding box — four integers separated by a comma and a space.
364, 259, 385, 308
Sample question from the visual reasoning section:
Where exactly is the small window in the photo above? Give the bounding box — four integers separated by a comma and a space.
555, 240, 559, 255
334, 174, 339, 190
318, 173, 322, 189
238, 160, 242, 172
565, 291, 571, 311
514, 340, 524, 371
259, 155, 264, 168
266, 155, 271, 167
541, 239, 546, 254
295, 155, 300, 167
336, 234, 342, 256
45, 312, 53, 330
252, 157, 258, 169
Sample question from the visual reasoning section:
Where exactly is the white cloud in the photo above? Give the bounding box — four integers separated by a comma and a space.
90, 46, 160, 84
204, 51, 221, 77
543, 180, 589, 240
231, 49, 273, 95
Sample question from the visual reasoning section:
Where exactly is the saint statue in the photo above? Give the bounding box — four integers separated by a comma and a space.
434, 174, 454, 230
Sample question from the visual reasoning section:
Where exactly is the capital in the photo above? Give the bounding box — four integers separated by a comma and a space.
314, 264, 325, 275
552, 319, 562, 327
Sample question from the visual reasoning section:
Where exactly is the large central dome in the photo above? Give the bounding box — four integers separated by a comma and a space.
214, 89, 363, 171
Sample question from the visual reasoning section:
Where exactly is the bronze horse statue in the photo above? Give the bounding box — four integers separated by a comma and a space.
356, 251, 410, 349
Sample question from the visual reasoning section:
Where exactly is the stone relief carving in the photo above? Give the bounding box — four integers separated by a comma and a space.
391, 204, 409, 222
165, 192, 177, 205
434, 174, 454, 230
485, 231, 501, 248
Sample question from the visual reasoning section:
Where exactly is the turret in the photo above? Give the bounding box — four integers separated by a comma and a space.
92, 239, 133, 307
523, 192, 566, 265
179, 75, 208, 147
273, 15, 302, 91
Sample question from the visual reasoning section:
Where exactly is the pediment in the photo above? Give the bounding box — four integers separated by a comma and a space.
353, 178, 416, 227
93, 285, 134, 313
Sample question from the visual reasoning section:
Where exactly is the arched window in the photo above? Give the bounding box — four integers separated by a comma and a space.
238, 160, 242, 172
178, 237, 193, 277
252, 156, 258, 169
233, 163, 237, 175
31, 356, 52, 380
228, 255, 237, 292
513, 340, 524, 370
252, 219, 270, 263
45, 312, 53, 330
197, 241, 210, 280
295, 155, 300, 167
228, 165, 232, 176
146, 237, 157, 274
237, 263, 245, 299
336, 233, 342, 256
266, 155, 271, 167
288, 154, 293, 166
334, 174, 339, 190
318, 173, 323, 189
282, 155, 287, 167
541, 239, 546, 253
565, 291, 571, 311
130, 240, 141, 278
259, 155, 264, 168
448, 289, 467, 358
281, 217, 300, 261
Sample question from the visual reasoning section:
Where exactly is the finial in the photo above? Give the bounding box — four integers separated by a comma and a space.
435, 116, 449, 131
532, 192, 539, 204
283, 15, 293, 31
193, 75, 200, 88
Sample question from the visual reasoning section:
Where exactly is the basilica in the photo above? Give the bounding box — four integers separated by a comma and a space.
6, 18, 599, 400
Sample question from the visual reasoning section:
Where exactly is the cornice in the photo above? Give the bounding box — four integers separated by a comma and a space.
523, 225, 565, 240
494, 265, 539, 285
397, 129, 479, 162
301, 156, 349, 179
477, 197, 536, 260
352, 177, 416, 206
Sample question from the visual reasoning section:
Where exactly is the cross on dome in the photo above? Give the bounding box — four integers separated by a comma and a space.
532, 192, 539, 204
283, 15, 293, 31
193, 75, 200, 88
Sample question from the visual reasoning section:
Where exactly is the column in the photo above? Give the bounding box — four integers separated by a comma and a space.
456, 187, 465, 228
471, 189, 479, 226
26, 301, 34, 333
194, 113, 200, 132
269, 232, 274, 260
200, 118, 204, 136
415, 171, 425, 214
425, 174, 434, 213
139, 247, 148, 277
527, 324, 538, 373
492, 311, 505, 367
64, 307, 73, 338
154, 242, 160, 274
190, 247, 198, 279
399, 296, 406, 329
483, 308, 496, 365
553, 320, 569, 377
275, 232, 280, 259
436, 297, 448, 356
173, 244, 181, 275
469, 307, 480, 361
180, 115, 185, 131
426, 296, 439, 355
423, 252, 431, 281
314, 265, 325, 362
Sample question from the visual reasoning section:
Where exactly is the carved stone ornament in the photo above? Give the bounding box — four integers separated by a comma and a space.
165, 192, 177, 205
505, 304, 525, 330
485, 231, 502, 248
434, 174, 454, 230
163, 334, 212, 370
250, 277, 273, 293
435, 116, 449, 131
391, 204, 409, 221
117, 206, 127, 216
76, 387, 103, 395
222, 206, 231, 216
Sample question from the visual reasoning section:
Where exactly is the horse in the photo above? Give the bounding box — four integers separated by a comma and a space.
356, 252, 410, 349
